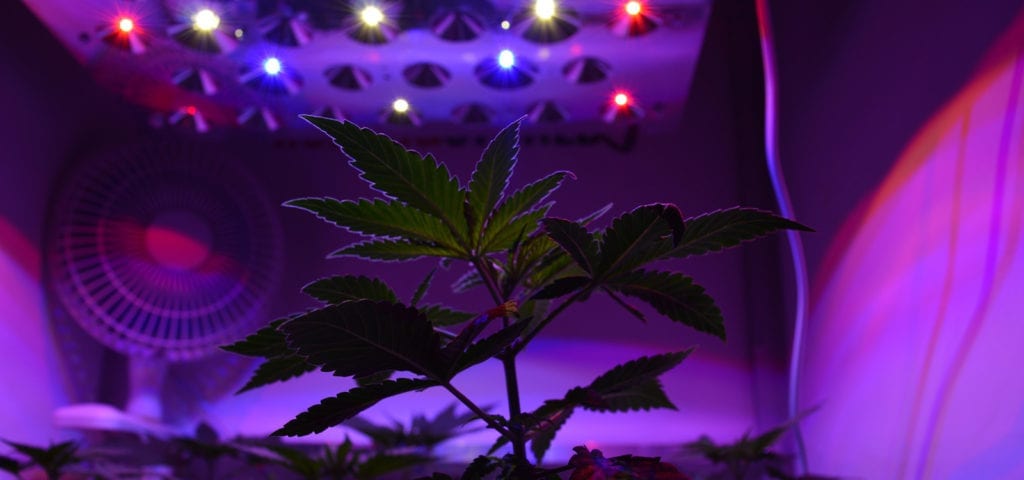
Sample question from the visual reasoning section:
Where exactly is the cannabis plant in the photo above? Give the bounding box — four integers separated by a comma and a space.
223, 116, 810, 479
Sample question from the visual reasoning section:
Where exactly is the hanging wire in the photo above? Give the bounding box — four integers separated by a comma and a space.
754, 0, 811, 474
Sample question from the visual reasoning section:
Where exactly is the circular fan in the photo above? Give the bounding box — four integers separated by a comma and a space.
46, 139, 282, 430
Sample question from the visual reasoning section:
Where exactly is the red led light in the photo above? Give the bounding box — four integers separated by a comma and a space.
185, 106, 197, 115
117, 17, 135, 33
613, 92, 630, 107
624, 1, 642, 16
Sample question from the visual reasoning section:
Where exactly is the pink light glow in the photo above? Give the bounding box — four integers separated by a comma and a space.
800, 12, 1024, 478
144, 210, 213, 271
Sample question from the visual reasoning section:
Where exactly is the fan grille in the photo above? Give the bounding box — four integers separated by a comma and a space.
48, 142, 281, 362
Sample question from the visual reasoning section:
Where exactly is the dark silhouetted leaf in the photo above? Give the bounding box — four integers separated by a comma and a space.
410, 269, 436, 306
587, 350, 692, 398
665, 207, 812, 259
450, 321, 529, 375
2, 440, 79, 479
528, 401, 574, 464
331, 240, 461, 261
355, 370, 395, 387
222, 319, 289, 357
481, 171, 571, 250
541, 218, 598, 274
468, 119, 522, 240
266, 444, 324, 477
607, 270, 725, 339
602, 288, 646, 322
275, 378, 439, 436
583, 378, 674, 413
568, 447, 689, 480
302, 275, 398, 305
462, 455, 503, 480
286, 198, 461, 249
420, 305, 476, 326
283, 301, 448, 379
532, 276, 590, 300
441, 316, 489, 367
597, 204, 685, 279
239, 355, 316, 393
0, 454, 18, 473
301, 116, 468, 243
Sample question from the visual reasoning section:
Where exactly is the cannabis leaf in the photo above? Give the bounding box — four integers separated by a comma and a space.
282, 301, 448, 379
664, 207, 811, 259
275, 378, 439, 436
301, 115, 468, 244
302, 275, 399, 305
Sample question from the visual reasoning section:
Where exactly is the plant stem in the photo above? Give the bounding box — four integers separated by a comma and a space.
441, 382, 510, 437
471, 257, 528, 465
502, 355, 528, 464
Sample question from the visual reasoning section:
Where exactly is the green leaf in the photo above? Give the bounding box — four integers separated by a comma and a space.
481, 171, 571, 250
522, 203, 613, 288
480, 203, 553, 254
410, 269, 436, 306
357, 453, 434, 479
286, 198, 461, 250
540, 218, 599, 274
467, 119, 522, 240
665, 207, 812, 259
274, 378, 439, 436
607, 270, 726, 339
449, 321, 529, 375
302, 275, 398, 305
331, 239, 461, 261
420, 305, 476, 327
238, 355, 316, 393
583, 350, 693, 412
596, 203, 685, 279
222, 319, 289, 357
531, 276, 590, 300
282, 301, 448, 379
301, 116, 467, 243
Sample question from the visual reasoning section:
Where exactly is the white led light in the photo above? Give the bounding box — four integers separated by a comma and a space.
360, 5, 385, 27
500, 20, 511, 30
392, 98, 410, 113
534, 0, 556, 20
263, 57, 282, 75
498, 49, 515, 69
614, 93, 629, 106
625, 1, 642, 16
192, 8, 220, 32
118, 17, 134, 33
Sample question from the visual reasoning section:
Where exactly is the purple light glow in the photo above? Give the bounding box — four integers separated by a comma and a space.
800, 16, 1024, 478
207, 338, 760, 462
0, 217, 72, 445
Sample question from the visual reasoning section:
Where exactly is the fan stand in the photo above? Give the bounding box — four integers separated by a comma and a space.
53, 356, 181, 439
